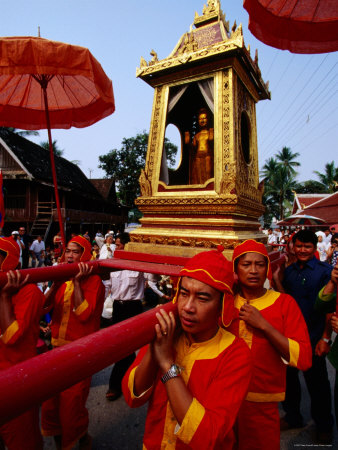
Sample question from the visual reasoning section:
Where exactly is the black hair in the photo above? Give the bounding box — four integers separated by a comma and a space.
115, 232, 130, 246
292, 229, 318, 246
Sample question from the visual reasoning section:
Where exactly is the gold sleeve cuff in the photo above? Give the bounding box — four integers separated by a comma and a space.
175, 398, 205, 444
318, 286, 335, 302
288, 338, 300, 367
1, 320, 19, 344
74, 299, 89, 316
129, 366, 153, 400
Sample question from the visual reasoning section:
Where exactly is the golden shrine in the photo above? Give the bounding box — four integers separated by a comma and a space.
127, 0, 271, 258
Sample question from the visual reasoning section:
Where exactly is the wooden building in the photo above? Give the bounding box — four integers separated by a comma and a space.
0, 128, 128, 242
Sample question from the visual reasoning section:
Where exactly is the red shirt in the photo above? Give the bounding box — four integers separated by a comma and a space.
228, 290, 312, 402
0, 284, 44, 370
50, 275, 104, 347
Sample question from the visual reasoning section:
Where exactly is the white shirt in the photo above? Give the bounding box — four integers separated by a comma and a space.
30, 239, 45, 253
145, 273, 165, 298
268, 234, 277, 245
323, 234, 332, 246
99, 243, 116, 259
317, 241, 328, 262
109, 270, 145, 301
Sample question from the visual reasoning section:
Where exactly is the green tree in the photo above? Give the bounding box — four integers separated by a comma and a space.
0, 127, 39, 137
98, 131, 177, 206
294, 180, 328, 194
260, 148, 300, 223
276, 146, 300, 177
40, 139, 64, 157
313, 161, 338, 193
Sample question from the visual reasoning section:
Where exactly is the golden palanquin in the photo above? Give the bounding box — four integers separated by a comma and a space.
127, 0, 270, 258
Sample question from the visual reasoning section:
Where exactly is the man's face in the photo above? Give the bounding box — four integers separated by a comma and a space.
331, 237, 338, 250
236, 252, 268, 291
177, 277, 221, 343
19, 227, 25, 236
115, 238, 124, 251
64, 242, 83, 264
37, 236, 42, 242
106, 235, 114, 245
12, 234, 18, 241
293, 239, 316, 263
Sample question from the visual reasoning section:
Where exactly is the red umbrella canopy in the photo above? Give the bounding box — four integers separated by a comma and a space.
243, 0, 338, 54
0, 36, 115, 129
277, 214, 327, 226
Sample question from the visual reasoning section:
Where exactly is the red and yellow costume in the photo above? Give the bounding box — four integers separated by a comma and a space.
123, 329, 252, 449
123, 246, 253, 449
229, 240, 312, 450
41, 235, 105, 450
0, 237, 44, 450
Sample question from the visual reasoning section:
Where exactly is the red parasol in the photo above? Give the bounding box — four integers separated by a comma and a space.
243, 0, 338, 54
0, 36, 115, 245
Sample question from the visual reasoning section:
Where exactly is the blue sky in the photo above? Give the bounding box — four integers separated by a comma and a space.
2, 0, 337, 182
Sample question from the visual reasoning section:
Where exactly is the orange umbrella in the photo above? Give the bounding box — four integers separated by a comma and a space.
243, 0, 338, 54
0, 36, 115, 245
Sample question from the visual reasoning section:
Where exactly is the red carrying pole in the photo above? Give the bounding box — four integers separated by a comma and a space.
0, 302, 177, 425
0, 257, 184, 288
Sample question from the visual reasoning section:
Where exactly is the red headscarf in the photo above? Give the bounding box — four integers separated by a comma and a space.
60, 235, 92, 262
173, 246, 235, 326
232, 239, 272, 281
0, 237, 20, 271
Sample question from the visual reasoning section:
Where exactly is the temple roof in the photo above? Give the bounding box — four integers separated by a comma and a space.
136, 0, 270, 100
0, 128, 103, 199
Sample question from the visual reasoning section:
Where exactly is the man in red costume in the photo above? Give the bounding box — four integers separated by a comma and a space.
41, 235, 105, 450
0, 237, 44, 450
228, 239, 312, 450
122, 246, 252, 449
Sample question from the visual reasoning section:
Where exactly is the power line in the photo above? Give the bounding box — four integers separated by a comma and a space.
261, 86, 338, 157
259, 58, 337, 159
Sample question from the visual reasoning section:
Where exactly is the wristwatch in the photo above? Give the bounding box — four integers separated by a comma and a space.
321, 338, 332, 345
161, 364, 182, 384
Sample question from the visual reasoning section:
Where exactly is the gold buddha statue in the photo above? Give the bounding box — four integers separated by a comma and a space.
185, 108, 214, 185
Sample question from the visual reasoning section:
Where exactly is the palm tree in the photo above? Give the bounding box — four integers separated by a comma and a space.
264, 165, 297, 220
313, 161, 338, 193
276, 147, 300, 177
261, 148, 300, 222
40, 140, 64, 157
261, 157, 279, 181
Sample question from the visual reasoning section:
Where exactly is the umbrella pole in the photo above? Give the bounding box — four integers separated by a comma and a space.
41, 86, 66, 248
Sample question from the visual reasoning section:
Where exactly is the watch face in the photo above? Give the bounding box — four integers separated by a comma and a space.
170, 365, 180, 376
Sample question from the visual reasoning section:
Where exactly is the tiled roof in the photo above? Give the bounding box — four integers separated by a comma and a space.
296, 192, 338, 224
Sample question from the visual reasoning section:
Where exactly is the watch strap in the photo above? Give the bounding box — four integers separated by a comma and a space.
161, 364, 182, 384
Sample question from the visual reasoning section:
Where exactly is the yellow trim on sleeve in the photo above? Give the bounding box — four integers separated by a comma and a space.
246, 391, 285, 402
58, 281, 74, 341
175, 397, 205, 444
288, 338, 300, 367
318, 286, 335, 302
1, 320, 19, 344
128, 366, 153, 400
74, 299, 89, 316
